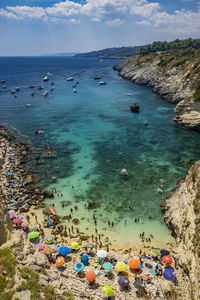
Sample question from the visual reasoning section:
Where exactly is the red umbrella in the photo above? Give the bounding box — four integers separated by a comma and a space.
13, 217, 22, 224
162, 256, 173, 264
38, 244, 45, 252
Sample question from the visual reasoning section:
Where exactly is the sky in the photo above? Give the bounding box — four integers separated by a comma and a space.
0, 0, 200, 55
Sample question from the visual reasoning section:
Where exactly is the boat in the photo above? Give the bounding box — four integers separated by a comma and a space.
2, 85, 6, 89
43, 76, 48, 81
1, 80, 6, 83
50, 82, 54, 85
38, 85, 43, 90
47, 72, 53, 76
15, 87, 20, 92
25, 104, 31, 107
120, 168, 128, 176
143, 121, 148, 126
73, 89, 77, 93
31, 92, 35, 96
67, 77, 74, 81
29, 85, 35, 88
9, 90, 16, 94
43, 90, 48, 96
98, 81, 107, 85
50, 87, 54, 91
72, 83, 76, 87
94, 75, 101, 80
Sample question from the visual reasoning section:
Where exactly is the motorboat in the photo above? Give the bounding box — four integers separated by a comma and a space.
120, 168, 128, 176
98, 81, 107, 85
94, 75, 101, 80
73, 88, 77, 93
31, 92, 35, 96
67, 77, 74, 81
15, 87, 20, 92
47, 72, 53, 76
2, 85, 6, 89
43, 90, 48, 96
1, 80, 6, 84
43, 76, 48, 81
38, 85, 43, 90
50, 87, 54, 91
72, 83, 76, 87
143, 121, 148, 126
9, 90, 16, 94
29, 85, 35, 88
25, 104, 31, 107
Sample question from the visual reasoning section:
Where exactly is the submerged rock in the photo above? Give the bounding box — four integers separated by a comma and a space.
130, 103, 140, 112
72, 218, 80, 225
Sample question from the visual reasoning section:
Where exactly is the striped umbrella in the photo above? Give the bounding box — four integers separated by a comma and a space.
43, 247, 53, 256
45, 235, 54, 244
162, 256, 173, 264
13, 217, 22, 224
21, 221, 29, 228
56, 256, 65, 267
74, 262, 84, 272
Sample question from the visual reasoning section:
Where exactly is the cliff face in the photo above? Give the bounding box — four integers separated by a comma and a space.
161, 161, 200, 299
114, 54, 200, 130
0, 205, 12, 246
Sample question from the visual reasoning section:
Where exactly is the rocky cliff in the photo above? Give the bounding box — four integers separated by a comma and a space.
0, 205, 12, 246
114, 53, 200, 130
161, 161, 200, 299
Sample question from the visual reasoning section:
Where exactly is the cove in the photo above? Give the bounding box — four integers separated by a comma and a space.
0, 56, 200, 247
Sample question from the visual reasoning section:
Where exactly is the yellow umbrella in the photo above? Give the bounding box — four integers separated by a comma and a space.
116, 262, 127, 272
56, 256, 65, 267
103, 285, 114, 296
71, 242, 79, 249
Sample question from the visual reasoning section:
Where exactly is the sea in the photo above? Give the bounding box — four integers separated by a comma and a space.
0, 56, 200, 248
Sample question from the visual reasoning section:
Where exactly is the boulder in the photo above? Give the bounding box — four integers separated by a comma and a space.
130, 103, 140, 113
46, 269, 59, 281
35, 252, 49, 268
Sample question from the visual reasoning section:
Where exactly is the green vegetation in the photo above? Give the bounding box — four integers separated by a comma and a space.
194, 84, 200, 101
18, 268, 41, 300
140, 38, 200, 55
158, 56, 174, 67
44, 286, 55, 300
62, 290, 75, 300
0, 247, 17, 293
1, 290, 15, 300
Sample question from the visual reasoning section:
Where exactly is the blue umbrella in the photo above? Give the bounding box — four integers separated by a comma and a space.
59, 247, 71, 257
160, 249, 170, 256
163, 269, 177, 282
102, 262, 113, 271
74, 262, 84, 272
81, 254, 89, 266
85, 243, 94, 249
118, 276, 130, 288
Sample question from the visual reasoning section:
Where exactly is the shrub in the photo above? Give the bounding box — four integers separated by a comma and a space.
194, 84, 200, 101
63, 290, 75, 300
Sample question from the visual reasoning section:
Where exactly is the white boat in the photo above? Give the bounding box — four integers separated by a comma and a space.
94, 75, 101, 80
43, 90, 48, 96
43, 76, 48, 81
2, 85, 6, 89
38, 85, 43, 90
15, 87, 20, 92
1, 80, 6, 84
67, 77, 74, 81
72, 83, 76, 87
120, 168, 128, 176
73, 89, 77, 93
47, 72, 53, 76
98, 81, 107, 85
25, 104, 31, 107
50, 87, 54, 91
29, 85, 35, 88
9, 90, 16, 94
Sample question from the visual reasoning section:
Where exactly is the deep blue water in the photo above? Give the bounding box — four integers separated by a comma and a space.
0, 56, 200, 246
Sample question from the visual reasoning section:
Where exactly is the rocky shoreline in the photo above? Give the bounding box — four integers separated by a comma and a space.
113, 55, 200, 130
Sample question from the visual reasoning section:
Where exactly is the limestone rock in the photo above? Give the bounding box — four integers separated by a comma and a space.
35, 252, 50, 268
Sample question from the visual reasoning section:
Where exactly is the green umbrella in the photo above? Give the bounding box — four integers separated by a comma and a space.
103, 285, 114, 296
102, 262, 113, 270
28, 231, 39, 239
71, 242, 79, 249
151, 249, 160, 256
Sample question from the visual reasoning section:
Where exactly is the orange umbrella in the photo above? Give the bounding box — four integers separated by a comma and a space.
56, 256, 65, 267
49, 207, 56, 215
85, 271, 96, 282
128, 259, 141, 270
43, 248, 53, 255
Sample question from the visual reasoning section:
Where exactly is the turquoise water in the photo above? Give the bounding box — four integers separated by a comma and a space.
1, 56, 200, 247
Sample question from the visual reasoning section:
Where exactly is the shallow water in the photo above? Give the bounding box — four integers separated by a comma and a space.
0, 56, 200, 247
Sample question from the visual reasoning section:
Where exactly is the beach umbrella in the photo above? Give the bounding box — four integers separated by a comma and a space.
74, 262, 84, 272
9, 214, 15, 219
118, 276, 130, 288
45, 235, 54, 244
97, 250, 108, 258
163, 269, 177, 282
56, 256, 65, 268
49, 207, 56, 215
81, 254, 89, 266
85, 271, 96, 282
103, 285, 114, 297
59, 247, 71, 257
28, 231, 39, 239
102, 262, 113, 271
43, 247, 53, 256
38, 244, 45, 252
86, 243, 94, 249
162, 256, 173, 264
116, 262, 127, 272
18, 214, 25, 220
151, 249, 160, 256
71, 242, 79, 249
29, 223, 38, 232
54, 245, 62, 252
150, 269, 156, 277
128, 258, 141, 270
160, 249, 170, 256
8, 210, 15, 214
21, 221, 29, 228
13, 217, 22, 224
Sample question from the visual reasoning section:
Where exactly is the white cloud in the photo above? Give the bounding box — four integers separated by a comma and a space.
135, 20, 151, 25
106, 18, 124, 26
0, 8, 21, 20
92, 17, 101, 22
7, 5, 46, 19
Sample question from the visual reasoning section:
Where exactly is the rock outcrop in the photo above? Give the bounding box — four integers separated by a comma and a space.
0, 205, 12, 246
114, 54, 200, 130
161, 161, 200, 299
